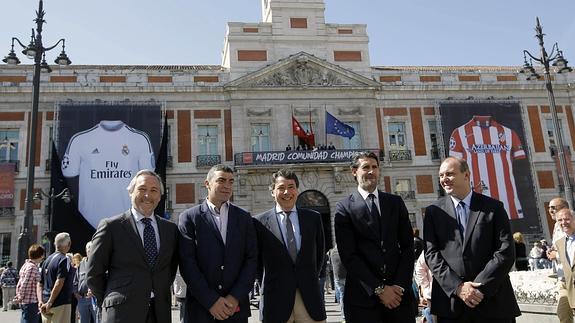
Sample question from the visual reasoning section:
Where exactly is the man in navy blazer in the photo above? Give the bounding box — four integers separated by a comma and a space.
424, 157, 520, 322
178, 164, 257, 322
87, 169, 179, 323
335, 151, 415, 322
254, 168, 326, 323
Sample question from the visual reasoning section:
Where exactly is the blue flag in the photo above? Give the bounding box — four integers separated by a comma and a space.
326, 111, 355, 139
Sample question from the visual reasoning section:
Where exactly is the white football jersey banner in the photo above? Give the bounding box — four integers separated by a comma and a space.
449, 116, 525, 219
62, 120, 155, 228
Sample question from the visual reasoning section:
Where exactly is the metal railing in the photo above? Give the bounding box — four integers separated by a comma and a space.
197, 154, 221, 168
389, 149, 412, 162
0, 207, 15, 217
395, 190, 415, 200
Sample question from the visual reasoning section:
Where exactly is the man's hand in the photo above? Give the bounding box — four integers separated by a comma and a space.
209, 297, 234, 320
40, 302, 52, 314
224, 295, 239, 314
377, 285, 404, 309
547, 248, 557, 261
456, 282, 484, 308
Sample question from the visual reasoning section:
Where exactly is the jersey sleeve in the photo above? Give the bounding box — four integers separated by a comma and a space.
510, 130, 526, 160
136, 131, 155, 170
61, 134, 82, 177
448, 127, 465, 158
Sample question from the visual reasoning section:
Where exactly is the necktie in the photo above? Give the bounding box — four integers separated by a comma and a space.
368, 193, 380, 218
141, 217, 158, 267
456, 201, 467, 239
283, 211, 298, 262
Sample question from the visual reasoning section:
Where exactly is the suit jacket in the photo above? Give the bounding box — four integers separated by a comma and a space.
254, 207, 326, 322
423, 192, 520, 319
178, 201, 257, 323
334, 190, 415, 312
555, 236, 575, 307
86, 211, 179, 323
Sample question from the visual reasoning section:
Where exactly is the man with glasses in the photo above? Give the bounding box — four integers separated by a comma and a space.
546, 197, 572, 323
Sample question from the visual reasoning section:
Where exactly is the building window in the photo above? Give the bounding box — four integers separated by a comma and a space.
546, 119, 566, 147
342, 122, 361, 149
251, 124, 270, 152
428, 120, 440, 158
0, 233, 10, 264
167, 124, 172, 159
388, 122, 406, 148
0, 130, 19, 162
290, 18, 308, 29
395, 178, 411, 192
198, 125, 218, 155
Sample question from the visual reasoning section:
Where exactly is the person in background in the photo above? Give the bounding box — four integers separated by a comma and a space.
172, 269, 186, 322
414, 252, 434, 323
553, 208, 575, 323
512, 232, 528, 271
546, 197, 572, 323
0, 260, 18, 311
329, 245, 346, 322
529, 241, 544, 270
413, 228, 424, 260
15, 244, 45, 323
39, 232, 74, 323
74, 242, 97, 323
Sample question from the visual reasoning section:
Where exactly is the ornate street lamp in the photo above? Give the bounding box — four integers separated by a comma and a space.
3, 0, 71, 268
521, 17, 573, 207
34, 188, 71, 254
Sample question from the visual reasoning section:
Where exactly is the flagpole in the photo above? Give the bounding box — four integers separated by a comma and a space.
291, 105, 296, 149
324, 105, 328, 147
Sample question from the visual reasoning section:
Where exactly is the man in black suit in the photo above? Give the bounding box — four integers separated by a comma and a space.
424, 157, 520, 322
334, 151, 415, 322
254, 168, 326, 323
178, 164, 257, 322
87, 169, 179, 323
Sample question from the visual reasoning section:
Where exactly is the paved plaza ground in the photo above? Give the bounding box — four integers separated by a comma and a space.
0, 292, 346, 322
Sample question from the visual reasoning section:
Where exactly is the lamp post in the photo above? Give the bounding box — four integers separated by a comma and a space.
34, 188, 71, 254
3, 0, 71, 268
521, 17, 573, 207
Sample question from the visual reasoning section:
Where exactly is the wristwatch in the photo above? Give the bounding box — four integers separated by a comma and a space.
374, 285, 386, 296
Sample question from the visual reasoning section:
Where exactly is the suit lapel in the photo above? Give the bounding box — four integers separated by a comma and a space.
120, 211, 148, 264
377, 191, 388, 236
225, 204, 239, 246
463, 193, 481, 249
439, 197, 463, 247
350, 191, 380, 240
199, 201, 225, 245
155, 216, 170, 268
296, 208, 311, 263
262, 210, 284, 245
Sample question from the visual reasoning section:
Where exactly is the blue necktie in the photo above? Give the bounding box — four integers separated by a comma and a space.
142, 217, 158, 267
457, 201, 467, 239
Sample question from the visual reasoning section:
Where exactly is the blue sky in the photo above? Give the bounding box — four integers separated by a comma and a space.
2, 0, 574, 67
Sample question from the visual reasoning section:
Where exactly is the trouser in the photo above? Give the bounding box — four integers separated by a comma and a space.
77, 297, 97, 323
41, 304, 71, 323
2, 287, 16, 310
333, 277, 346, 320
20, 303, 40, 323
286, 289, 326, 323
558, 282, 574, 323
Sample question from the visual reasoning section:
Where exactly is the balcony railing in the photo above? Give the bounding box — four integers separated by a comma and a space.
167, 155, 173, 168
197, 154, 221, 168
389, 149, 412, 162
234, 149, 383, 166
0, 207, 15, 217
395, 190, 415, 200
1, 160, 19, 172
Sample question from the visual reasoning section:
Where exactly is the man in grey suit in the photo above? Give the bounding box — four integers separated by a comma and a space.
254, 168, 326, 323
178, 164, 257, 322
87, 169, 179, 323
424, 157, 520, 322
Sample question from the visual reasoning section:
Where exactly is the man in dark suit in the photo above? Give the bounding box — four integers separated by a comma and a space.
334, 151, 415, 322
424, 157, 520, 322
254, 168, 326, 323
87, 169, 179, 323
178, 164, 257, 322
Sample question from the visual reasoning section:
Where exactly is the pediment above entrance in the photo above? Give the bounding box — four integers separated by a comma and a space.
225, 52, 380, 89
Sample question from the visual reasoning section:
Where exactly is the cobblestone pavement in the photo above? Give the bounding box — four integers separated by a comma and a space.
0, 291, 346, 322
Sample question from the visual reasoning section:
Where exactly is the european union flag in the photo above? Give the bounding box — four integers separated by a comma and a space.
326, 111, 355, 139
